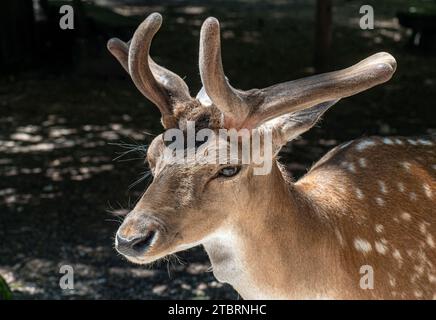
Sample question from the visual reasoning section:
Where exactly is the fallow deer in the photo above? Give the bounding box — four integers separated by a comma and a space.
108, 13, 436, 299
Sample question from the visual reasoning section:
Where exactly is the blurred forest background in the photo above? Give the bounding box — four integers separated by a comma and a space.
0, 0, 435, 299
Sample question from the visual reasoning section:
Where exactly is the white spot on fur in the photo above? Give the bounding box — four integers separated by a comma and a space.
375, 241, 388, 255
423, 184, 433, 199
375, 224, 384, 233
397, 182, 405, 192
356, 188, 364, 199
335, 228, 345, 247
407, 139, 418, 145
378, 180, 388, 194
392, 249, 403, 266
375, 197, 385, 206
401, 162, 411, 170
414, 290, 423, 298
394, 138, 403, 145
354, 238, 372, 253
427, 235, 435, 248
417, 139, 433, 146
340, 161, 356, 173
356, 140, 376, 151
383, 138, 394, 145
414, 265, 424, 275
419, 222, 428, 234
388, 274, 396, 287
401, 212, 411, 221
358, 158, 367, 168
409, 192, 417, 201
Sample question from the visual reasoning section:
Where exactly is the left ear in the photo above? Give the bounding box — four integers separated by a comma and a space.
265, 99, 340, 154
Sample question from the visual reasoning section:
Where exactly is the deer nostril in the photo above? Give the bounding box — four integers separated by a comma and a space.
131, 230, 156, 252
116, 230, 157, 256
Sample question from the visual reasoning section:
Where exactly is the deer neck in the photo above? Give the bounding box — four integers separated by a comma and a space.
202, 163, 344, 299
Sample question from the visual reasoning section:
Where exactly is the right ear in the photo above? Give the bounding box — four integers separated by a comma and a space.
265, 100, 340, 155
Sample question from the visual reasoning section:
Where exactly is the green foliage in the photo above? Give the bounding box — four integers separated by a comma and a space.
0, 275, 13, 300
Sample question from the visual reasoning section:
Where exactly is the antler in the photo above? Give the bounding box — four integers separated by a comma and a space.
107, 13, 192, 128
199, 17, 250, 124
199, 17, 397, 130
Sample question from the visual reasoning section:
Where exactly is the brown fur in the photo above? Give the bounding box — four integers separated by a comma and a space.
118, 132, 436, 299
109, 13, 433, 300
173, 100, 223, 130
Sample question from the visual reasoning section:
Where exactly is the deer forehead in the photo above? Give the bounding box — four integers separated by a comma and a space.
147, 132, 243, 176
146, 104, 233, 163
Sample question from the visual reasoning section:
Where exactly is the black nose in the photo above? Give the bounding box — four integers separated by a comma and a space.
115, 230, 156, 257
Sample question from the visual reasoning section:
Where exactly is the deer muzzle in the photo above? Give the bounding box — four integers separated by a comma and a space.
115, 215, 161, 258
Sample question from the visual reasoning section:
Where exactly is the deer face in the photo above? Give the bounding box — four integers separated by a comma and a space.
116, 132, 249, 263
108, 13, 396, 263
116, 110, 278, 263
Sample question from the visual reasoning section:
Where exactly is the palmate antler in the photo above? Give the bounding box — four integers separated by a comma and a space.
108, 13, 397, 146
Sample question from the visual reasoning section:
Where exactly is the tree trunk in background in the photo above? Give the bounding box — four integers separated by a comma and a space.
0, 0, 35, 70
314, 0, 332, 72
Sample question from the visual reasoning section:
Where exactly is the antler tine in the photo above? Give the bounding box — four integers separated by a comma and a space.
245, 52, 397, 128
148, 57, 192, 104
107, 38, 129, 73
199, 18, 250, 124
108, 13, 193, 129
128, 13, 175, 125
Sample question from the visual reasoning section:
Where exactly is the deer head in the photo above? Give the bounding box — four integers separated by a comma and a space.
108, 13, 396, 265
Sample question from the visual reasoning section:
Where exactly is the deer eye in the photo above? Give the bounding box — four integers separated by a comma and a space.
218, 166, 240, 178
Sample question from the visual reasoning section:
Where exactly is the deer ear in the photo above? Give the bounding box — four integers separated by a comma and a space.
268, 99, 340, 152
